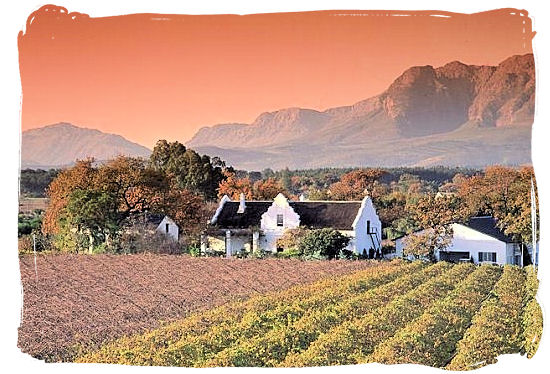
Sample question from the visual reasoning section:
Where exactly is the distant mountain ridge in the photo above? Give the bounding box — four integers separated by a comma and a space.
187, 54, 535, 169
21, 123, 151, 169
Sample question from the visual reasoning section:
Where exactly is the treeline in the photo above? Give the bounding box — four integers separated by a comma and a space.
19, 169, 60, 197
19, 140, 231, 254
18, 139, 537, 258
220, 164, 538, 255
232, 166, 479, 197
20, 165, 476, 199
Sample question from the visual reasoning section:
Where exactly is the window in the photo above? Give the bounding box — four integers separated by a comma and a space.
478, 252, 497, 263
366, 220, 371, 234
165, 223, 170, 233
276, 214, 284, 227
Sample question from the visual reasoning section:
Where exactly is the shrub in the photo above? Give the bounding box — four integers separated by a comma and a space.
118, 222, 184, 254
18, 231, 52, 254
187, 244, 202, 257
298, 228, 351, 259
276, 228, 310, 256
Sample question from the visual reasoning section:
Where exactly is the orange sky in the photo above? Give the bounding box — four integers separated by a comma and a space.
18, 6, 534, 148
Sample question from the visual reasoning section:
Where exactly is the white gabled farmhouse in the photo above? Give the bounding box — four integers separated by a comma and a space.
205, 193, 382, 257
395, 216, 525, 266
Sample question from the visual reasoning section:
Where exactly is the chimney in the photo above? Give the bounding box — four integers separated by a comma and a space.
299, 194, 306, 202
237, 192, 246, 213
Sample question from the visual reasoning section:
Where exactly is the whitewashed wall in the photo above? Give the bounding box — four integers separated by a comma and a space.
443, 223, 508, 265
352, 196, 382, 255
260, 193, 300, 252
339, 230, 357, 253
156, 216, 179, 241
396, 224, 512, 265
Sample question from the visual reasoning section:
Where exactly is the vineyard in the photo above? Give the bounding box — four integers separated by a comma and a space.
76, 261, 542, 369
18, 253, 377, 361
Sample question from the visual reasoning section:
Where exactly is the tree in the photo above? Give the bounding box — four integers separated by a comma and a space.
329, 169, 386, 200
95, 156, 169, 223
149, 140, 229, 200
298, 228, 351, 259
43, 159, 97, 236
409, 194, 467, 229
217, 172, 254, 200
498, 167, 538, 243
402, 226, 453, 262
276, 227, 310, 256
456, 166, 538, 243
64, 189, 119, 252
252, 178, 286, 200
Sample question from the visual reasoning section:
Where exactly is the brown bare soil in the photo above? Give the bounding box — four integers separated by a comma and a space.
18, 197, 49, 213
18, 253, 375, 362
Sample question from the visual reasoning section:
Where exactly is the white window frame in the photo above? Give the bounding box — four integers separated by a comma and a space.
478, 251, 497, 263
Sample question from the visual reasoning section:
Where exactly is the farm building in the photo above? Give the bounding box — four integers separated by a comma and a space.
204, 193, 381, 257
395, 216, 529, 266
146, 214, 179, 241
126, 212, 180, 241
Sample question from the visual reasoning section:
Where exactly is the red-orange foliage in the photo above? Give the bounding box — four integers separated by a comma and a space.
217, 172, 254, 200
253, 178, 286, 200
329, 169, 386, 200
218, 173, 288, 200
43, 159, 97, 235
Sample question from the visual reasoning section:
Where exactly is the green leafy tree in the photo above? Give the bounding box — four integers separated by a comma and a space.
276, 227, 310, 256
64, 189, 119, 253
150, 140, 229, 200
298, 228, 351, 259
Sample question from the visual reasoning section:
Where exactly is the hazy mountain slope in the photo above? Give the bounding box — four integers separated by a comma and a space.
21, 123, 151, 169
188, 54, 534, 169
194, 125, 531, 170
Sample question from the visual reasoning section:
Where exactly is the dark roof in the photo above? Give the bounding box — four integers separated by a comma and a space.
394, 216, 516, 243
213, 201, 362, 230
214, 202, 272, 229
145, 213, 165, 226
291, 201, 361, 230
123, 212, 167, 227
462, 216, 516, 243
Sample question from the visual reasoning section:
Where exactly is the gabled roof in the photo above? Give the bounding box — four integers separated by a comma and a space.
125, 212, 167, 226
460, 216, 516, 243
291, 201, 362, 230
214, 201, 272, 229
145, 213, 166, 226
212, 200, 362, 230
394, 216, 517, 243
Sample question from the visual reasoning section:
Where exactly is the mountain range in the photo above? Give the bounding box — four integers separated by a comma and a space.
21, 123, 151, 169
21, 54, 534, 170
187, 53, 535, 169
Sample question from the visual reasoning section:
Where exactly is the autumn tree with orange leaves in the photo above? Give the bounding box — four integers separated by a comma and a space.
328, 169, 386, 200
218, 173, 288, 200
457, 165, 538, 242
43, 156, 207, 253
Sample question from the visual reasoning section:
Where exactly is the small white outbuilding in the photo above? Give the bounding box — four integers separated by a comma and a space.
144, 213, 179, 241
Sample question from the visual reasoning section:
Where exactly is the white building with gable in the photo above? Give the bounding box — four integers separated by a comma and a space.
205, 193, 382, 257
395, 216, 526, 266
